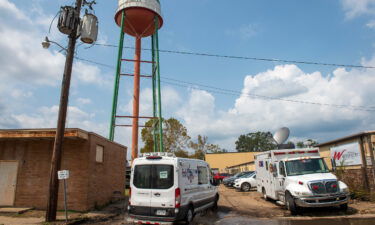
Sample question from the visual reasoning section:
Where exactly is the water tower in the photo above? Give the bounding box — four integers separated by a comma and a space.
109, 0, 164, 160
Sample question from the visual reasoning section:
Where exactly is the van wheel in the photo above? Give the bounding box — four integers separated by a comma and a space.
339, 203, 348, 211
185, 207, 194, 224
241, 182, 251, 192
262, 188, 269, 200
211, 195, 219, 211
286, 192, 299, 215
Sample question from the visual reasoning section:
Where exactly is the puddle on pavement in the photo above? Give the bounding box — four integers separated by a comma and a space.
192, 210, 375, 225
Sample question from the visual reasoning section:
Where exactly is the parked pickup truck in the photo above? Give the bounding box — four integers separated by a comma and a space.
213, 173, 230, 183
255, 148, 350, 215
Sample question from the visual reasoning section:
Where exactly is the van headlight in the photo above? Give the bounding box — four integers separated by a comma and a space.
342, 187, 349, 193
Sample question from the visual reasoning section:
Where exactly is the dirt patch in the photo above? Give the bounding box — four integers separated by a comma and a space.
217, 185, 375, 219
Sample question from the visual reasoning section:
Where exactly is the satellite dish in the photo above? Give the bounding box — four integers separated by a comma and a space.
273, 127, 290, 145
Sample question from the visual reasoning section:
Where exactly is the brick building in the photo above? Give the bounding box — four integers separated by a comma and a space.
317, 131, 375, 193
0, 128, 127, 211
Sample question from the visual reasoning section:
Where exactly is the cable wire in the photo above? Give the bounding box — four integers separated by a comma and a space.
92, 43, 375, 69
72, 56, 375, 112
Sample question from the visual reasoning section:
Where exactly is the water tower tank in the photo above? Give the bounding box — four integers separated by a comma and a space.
115, 0, 163, 37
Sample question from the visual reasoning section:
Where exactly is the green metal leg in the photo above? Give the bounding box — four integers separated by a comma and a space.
154, 18, 164, 152
109, 11, 126, 141
151, 34, 158, 152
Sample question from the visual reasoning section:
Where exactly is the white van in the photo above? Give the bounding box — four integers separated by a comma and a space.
128, 152, 219, 224
255, 148, 349, 215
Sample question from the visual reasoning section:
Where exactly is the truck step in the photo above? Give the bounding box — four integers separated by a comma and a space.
276, 201, 285, 206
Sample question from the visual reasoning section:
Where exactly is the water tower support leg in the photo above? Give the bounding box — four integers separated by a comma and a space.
109, 11, 126, 141
131, 37, 142, 160
151, 34, 158, 152
154, 19, 164, 152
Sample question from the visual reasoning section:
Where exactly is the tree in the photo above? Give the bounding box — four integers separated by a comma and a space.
189, 135, 226, 160
296, 139, 319, 148
140, 118, 191, 153
235, 131, 277, 152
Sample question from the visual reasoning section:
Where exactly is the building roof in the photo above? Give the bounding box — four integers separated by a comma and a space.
206, 151, 251, 155
0, 128, 127, 149
316, 130, 375, 147
226, 161, 254, 169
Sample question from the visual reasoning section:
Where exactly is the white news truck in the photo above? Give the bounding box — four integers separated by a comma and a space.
255, 148, 349, 215
128, 152, 219, 224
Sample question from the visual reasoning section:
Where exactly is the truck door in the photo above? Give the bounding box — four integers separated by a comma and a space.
275, 161, 286, 201
268, 162, 278, 199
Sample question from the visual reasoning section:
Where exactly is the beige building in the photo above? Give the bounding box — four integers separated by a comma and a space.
226, 161, 255, 174
317, 131, 375, 192
0, 128, 127, 211
206, 152, 257, 173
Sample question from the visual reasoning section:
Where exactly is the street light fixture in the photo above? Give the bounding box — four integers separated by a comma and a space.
42, 36, 67, 51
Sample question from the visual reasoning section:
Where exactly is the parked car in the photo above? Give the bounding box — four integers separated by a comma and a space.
233, 172, 257, 192
213, 173, 231, 183
255, 148, 349, 215
223, 171, 254, 187
128, 152, 220, 224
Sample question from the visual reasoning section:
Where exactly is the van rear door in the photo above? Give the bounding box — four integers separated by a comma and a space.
150, 164, 176, 211
132, 165, 152, 210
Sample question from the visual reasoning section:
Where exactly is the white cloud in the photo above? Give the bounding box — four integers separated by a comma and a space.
177, 63, 375, 150
12, 105, 107, 136
342, 0, 375, 18
76, 97, 92, 105
366, 20, 375, 28
0, 0, 108, 87
120, 86, 182, 117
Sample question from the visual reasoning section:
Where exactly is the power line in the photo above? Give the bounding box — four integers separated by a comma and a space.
92, 43, 375, 69
73, 56, 375, 112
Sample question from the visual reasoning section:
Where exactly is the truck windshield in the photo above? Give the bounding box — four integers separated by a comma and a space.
285, 158, 329, 176
133, 165, 174, 189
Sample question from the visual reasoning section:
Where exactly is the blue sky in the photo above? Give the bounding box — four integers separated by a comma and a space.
2, 0, 375, 153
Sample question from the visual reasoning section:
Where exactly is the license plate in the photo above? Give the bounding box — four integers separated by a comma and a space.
156, 210, 167, 216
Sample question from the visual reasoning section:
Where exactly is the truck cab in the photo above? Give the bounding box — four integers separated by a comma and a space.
255, 149, 349, 215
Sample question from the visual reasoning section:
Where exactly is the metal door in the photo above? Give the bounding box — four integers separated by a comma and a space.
0, 161, 19, 206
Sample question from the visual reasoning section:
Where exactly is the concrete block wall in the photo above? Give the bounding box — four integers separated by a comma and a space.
87, 134, 126, 209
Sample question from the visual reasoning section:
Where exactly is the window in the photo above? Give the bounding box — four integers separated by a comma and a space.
96, 145, 104, 163
279, 161, 286, 177
285, 158, 330, 176
198, 166, 208, 185
133, 165, 174, 189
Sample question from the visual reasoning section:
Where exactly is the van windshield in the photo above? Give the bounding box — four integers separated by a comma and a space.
133, 165, 174, 189
285, 158, 330, 176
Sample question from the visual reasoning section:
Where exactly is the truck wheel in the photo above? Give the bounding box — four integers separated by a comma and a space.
241, 182, 251, 192
185, 207, 194, 224
286, 192, 299, 215
262, 188, 269, 200
339, 203, 348, 211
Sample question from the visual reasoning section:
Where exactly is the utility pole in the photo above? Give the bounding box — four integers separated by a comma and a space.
45, 0, 83, 221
